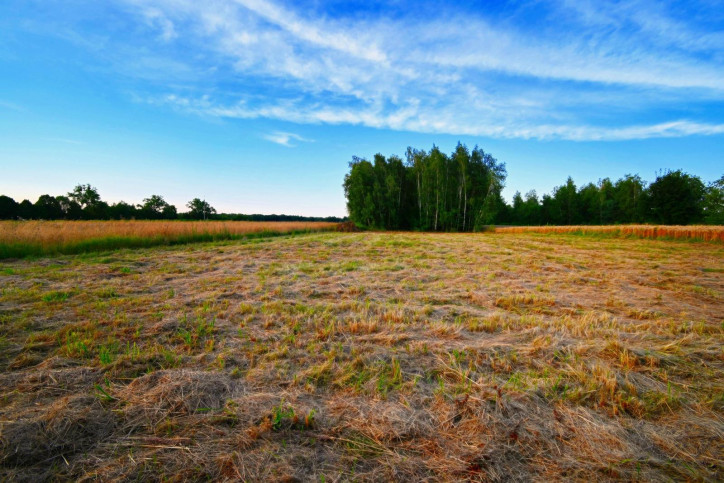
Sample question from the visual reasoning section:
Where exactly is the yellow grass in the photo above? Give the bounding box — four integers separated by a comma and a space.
495, 224, 724, 242
0, 220, 338, 245
0, 220, 339, 257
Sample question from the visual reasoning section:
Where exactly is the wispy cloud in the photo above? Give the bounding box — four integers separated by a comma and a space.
44, 137, 85, 145
139, 7, 176, 42
158, 94, 724, 141
105, 0, 724, 140
263, 131, 313, 147
0, 100, 27, 112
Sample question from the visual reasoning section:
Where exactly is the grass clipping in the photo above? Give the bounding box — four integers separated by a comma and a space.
0, 230, 722, 480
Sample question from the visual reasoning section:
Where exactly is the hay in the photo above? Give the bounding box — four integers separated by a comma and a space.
1, 394, 115, 467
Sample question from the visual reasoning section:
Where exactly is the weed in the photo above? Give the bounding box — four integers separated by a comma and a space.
42, 290, 71, 303
93, 383, 117, 402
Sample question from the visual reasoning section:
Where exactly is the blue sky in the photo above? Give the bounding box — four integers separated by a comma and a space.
1, 0, 722, 217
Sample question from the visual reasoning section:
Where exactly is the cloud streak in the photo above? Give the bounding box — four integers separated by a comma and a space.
113, 0, 724, 140
157, 94, 724, 141
263, 131, 313, 147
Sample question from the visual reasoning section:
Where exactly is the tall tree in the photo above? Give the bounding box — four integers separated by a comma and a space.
68, 184, 101, 209
703, 175, 724, 225
0, 195, 19, 219
613, 174, 646, 223
343, 143, 505, 231
18, 199, 35, 219
139, 195, 175, 220
343, 157, 377, 229
577, 183, 599, 225
34, 195, 63, 219
187, 198, 217, 220
648, 170, 705, 224
511, 191, 525, 225
553, 177, 578, 225
108, 201, 137, 220
55, 196, 83, 219
522, 190, 542, 225
452, 143, 470, 231
596, 178, 616, 224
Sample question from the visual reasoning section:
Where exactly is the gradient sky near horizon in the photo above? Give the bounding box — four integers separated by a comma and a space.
1, 0, 723, 217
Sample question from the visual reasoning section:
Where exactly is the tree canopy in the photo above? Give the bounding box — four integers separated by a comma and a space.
344, 143, 507, 231
186, 198, 217, 220
0, 184, 344, 222
343, 145, 721, 229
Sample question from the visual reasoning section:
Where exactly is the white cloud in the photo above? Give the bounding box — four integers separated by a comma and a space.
116, 0, 724, 140
140, 7, 177, 42
158, 94, 724, 141
262, 131, 313, 146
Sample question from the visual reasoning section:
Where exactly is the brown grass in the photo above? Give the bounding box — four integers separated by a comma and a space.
496, 224, 724, 242
0, 220, 339, 258
0, 220, 338, 246
0, 231, 722, 480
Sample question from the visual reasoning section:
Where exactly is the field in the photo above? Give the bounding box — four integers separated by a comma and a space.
496, 225, 724, 242
0, 220, 338, 258
0, 230, 722, 480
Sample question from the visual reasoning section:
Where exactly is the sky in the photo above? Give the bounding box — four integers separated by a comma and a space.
1, 0, 722, 217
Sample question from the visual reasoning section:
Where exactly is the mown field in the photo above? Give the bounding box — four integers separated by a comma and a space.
0, 231, 722, 481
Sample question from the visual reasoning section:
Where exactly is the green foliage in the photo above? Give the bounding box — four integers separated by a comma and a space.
342, 145, 718, 227
271, 402, 296, 430
268, 401, 316, 431
186, 198, 217, 220
34, 195, 64, 220
139, 195, 176, 220
703, 175, 724, 224
68, 183, 101, 209
343, 142, 507, 231
0, 195, 19, 219
93, 382, 117, 402
649, 170, 705, 224
42, 290, 71, 303
504, 170, 715, 226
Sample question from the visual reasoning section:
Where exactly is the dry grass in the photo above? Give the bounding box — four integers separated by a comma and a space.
496, 224, 724, 242
0, 220, 338, 258
0, 231, 722, 480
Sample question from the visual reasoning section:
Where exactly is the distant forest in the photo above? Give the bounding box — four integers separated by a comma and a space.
0, 185, 345, 223
344, 143, 724, 229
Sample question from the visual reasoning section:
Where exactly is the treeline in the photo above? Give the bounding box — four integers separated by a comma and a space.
0, 184, 345, 222
344, 144, 507, 231
343, 143, 724, 229
500, 171, 723, 226
204, 213, 344, 222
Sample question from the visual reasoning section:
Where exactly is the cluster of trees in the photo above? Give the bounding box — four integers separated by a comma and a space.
0, 184, 216, 220
344, 144, 507, 231
344, 143, 724, 229
0, 184, 344, 222
501, 171, 723, 226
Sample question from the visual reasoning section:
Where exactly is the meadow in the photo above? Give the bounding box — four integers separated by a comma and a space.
0, 230, 722, 480
0, 220, 338, 258
495, 224, 724, 242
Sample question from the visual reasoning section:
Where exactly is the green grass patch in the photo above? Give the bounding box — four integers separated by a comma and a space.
42, 290, 73, 303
